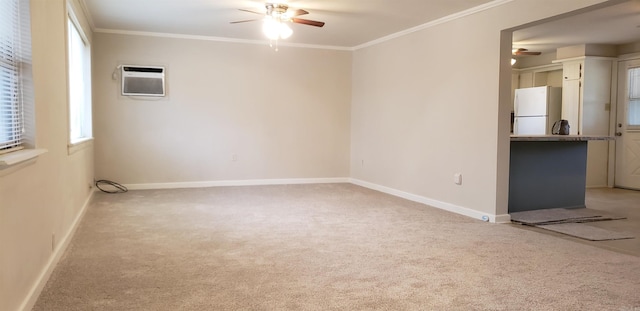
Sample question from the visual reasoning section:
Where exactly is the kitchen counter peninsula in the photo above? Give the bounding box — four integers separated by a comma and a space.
508, 135, 613, 213
510, 135, 613, 142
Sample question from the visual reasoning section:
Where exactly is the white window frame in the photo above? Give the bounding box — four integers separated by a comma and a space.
0, 0, 25, 155
66, 3, 93, 153
627, 67, 640, 129
0, 0, 46, 172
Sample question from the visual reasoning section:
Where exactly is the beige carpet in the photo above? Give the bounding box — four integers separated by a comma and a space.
33, 184, 640, 310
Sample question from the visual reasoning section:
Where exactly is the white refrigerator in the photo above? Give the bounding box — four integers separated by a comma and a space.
513, 86, 562, 135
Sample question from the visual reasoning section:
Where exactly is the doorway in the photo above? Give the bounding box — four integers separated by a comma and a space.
615, 58, 640, 190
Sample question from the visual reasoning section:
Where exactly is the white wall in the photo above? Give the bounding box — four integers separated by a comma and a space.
0, 1, 617, 309
0, 0, 95, 310
350, 0, 607, 220
93, 34, 352, 185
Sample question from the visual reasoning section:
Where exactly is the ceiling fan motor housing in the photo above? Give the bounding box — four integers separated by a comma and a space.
230, 3, 325, 28
266, 3, 288, 19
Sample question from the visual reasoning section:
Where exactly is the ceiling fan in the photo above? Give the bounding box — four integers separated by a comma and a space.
512, 48, 542, 56
231, 3, 325, 28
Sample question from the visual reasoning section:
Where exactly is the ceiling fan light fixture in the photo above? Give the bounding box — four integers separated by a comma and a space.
232, 3, 324, 50
262, 16, 292, 40
279, 23, 292, 39
262, 18, 281, 40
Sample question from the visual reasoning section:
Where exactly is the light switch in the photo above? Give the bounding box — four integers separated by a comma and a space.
454, 173, 462, 185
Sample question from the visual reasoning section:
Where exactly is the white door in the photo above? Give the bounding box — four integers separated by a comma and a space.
615, 59, 640, 190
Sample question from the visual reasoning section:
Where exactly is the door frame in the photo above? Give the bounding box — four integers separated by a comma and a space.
610, 52, 640, 188
607, 56, 619, 187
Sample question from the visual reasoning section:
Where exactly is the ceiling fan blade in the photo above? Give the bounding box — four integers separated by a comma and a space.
238, 8, 264, 15
515, 51, 542, 55
230, 19, 262, 24
513, 48, 541, 56
289, 9, 309, 17
291, 18, 325, 27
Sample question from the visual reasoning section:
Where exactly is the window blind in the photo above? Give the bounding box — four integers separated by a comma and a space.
628, 67, 640, 127
0, 0, 24, 152
67, 7, 92, 144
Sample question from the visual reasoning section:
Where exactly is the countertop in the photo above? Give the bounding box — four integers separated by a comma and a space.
510, 135, 614, 141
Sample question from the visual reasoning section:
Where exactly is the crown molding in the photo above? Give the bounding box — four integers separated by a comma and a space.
75, 0, 96, 31
353, 0, 515, 50
94, 28, 353, 51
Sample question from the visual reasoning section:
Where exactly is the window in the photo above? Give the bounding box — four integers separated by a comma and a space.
627, 67, 640, 128
0, 0, 26, 154
67, 9, 92, 145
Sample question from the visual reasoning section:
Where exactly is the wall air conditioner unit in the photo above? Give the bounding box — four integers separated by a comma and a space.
121, 65, 165, 96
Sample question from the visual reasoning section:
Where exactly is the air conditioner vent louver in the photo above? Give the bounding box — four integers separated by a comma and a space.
121, 65, 165, 97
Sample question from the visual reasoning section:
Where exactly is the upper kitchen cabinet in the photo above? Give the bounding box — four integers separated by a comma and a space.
519, 71, 534, 89
515, 68, 562, 89
554, 44, 617, 137
563, 61, 582, 81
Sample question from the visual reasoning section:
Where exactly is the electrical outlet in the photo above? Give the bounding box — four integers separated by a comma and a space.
232, 154, 238, 162
454, 173, 463, 185
51, 233, 56, 251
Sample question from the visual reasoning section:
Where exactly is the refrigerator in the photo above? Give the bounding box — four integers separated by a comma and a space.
513, 86, 562, 135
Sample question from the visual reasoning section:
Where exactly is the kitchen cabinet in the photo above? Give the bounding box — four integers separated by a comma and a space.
514, 67, 562, 90
561, 78, 581, 134
557, 57, 613, 135
563, 61, 582, 80
519, 71, 534, 88
555, 56, 615, 187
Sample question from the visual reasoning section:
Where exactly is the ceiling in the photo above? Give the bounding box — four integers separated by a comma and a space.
82, 0, 494, 48
512, 0, 640, 55
82, 0, 640, 51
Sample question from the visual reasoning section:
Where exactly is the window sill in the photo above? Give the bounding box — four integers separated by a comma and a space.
68, 137, 93, 155
0, 148, 48, 174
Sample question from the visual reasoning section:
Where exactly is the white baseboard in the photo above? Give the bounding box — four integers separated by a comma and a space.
586, 185, 608, 189
19, 189, 95, 311
124, 177, 511, 223
124, 177, 351, 190
350, 178, 511, 223
493, 213, 512, 223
